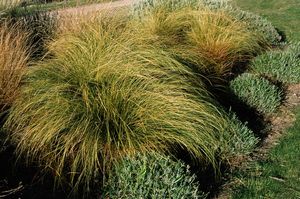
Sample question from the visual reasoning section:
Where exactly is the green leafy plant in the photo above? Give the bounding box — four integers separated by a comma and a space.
251, 42, 300, 83
229, 73, 282, 114
103, 152, 207, 199
4, 14, 232, 193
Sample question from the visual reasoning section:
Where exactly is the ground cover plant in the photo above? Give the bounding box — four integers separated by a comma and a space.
230, 73, 282, 114
104, 152, 207, 198
222, 0, 300, 198
251, 42, 300, 84
222, 112, 258, 161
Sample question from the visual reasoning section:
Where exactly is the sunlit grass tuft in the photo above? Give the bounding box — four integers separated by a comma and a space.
0, 20, 29, 113
132, 4, 263, 81
5, 14, 233, 193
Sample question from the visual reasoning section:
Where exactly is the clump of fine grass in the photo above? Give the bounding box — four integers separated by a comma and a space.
229, 9, 282, 46
184, 9, 261, 76
131, 3, 263, 81
230, 73, 282, 114
103, 152, 207, 199
199, 0, 282, 45
2, 7, 58, 60
251, 42, 300, 84
0, 20, 29, 114
5, 13, 232, 194
133, 0, 281, 48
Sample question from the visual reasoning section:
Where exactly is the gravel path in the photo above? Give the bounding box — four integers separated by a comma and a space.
57, 0, 134, 16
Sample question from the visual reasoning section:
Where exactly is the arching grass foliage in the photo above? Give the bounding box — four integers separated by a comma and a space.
4, 14, 234, 193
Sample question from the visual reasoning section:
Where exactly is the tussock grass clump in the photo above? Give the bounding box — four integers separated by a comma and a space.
184, 10, 261, 76
229, 9, 282, 46
5, 15, 232, 192
251, 42, 300, 83
132, 3, 262, 80
230, 73, 282, 114
2, 9, 58, 60
0, 20, 29, 113
104, 152, 207, 199
134, 0, 281, 48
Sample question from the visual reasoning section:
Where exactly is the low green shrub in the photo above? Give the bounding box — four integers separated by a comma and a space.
4, 14, 232, 193
229, 73, 282, 114
103, 152, 207, 199
132, 0, 200, 15
251, 42, 300, 83
221, 111, 258, 160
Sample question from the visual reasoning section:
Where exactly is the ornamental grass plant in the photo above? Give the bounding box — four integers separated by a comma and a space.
5, 13, 236, 193
132, 2, 263, 80
133, 0, 281, 46
0, 20, 29, 113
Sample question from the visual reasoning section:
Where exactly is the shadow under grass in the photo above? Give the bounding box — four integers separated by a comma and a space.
0, 145, 70, 199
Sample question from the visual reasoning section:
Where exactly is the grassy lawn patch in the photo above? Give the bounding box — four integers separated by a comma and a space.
233, 0, 300, 41
231, 108, 300, 199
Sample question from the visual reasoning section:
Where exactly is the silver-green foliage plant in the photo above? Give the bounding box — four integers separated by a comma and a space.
230, 73, 282, 114
132, 0, 201, 15
251, 42, 300, 83
222, 111, 258, 159
133, 0, 230, 14
103, 152, 207, 199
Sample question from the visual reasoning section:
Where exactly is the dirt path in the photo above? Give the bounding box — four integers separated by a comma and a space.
57, 0, 134, 16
